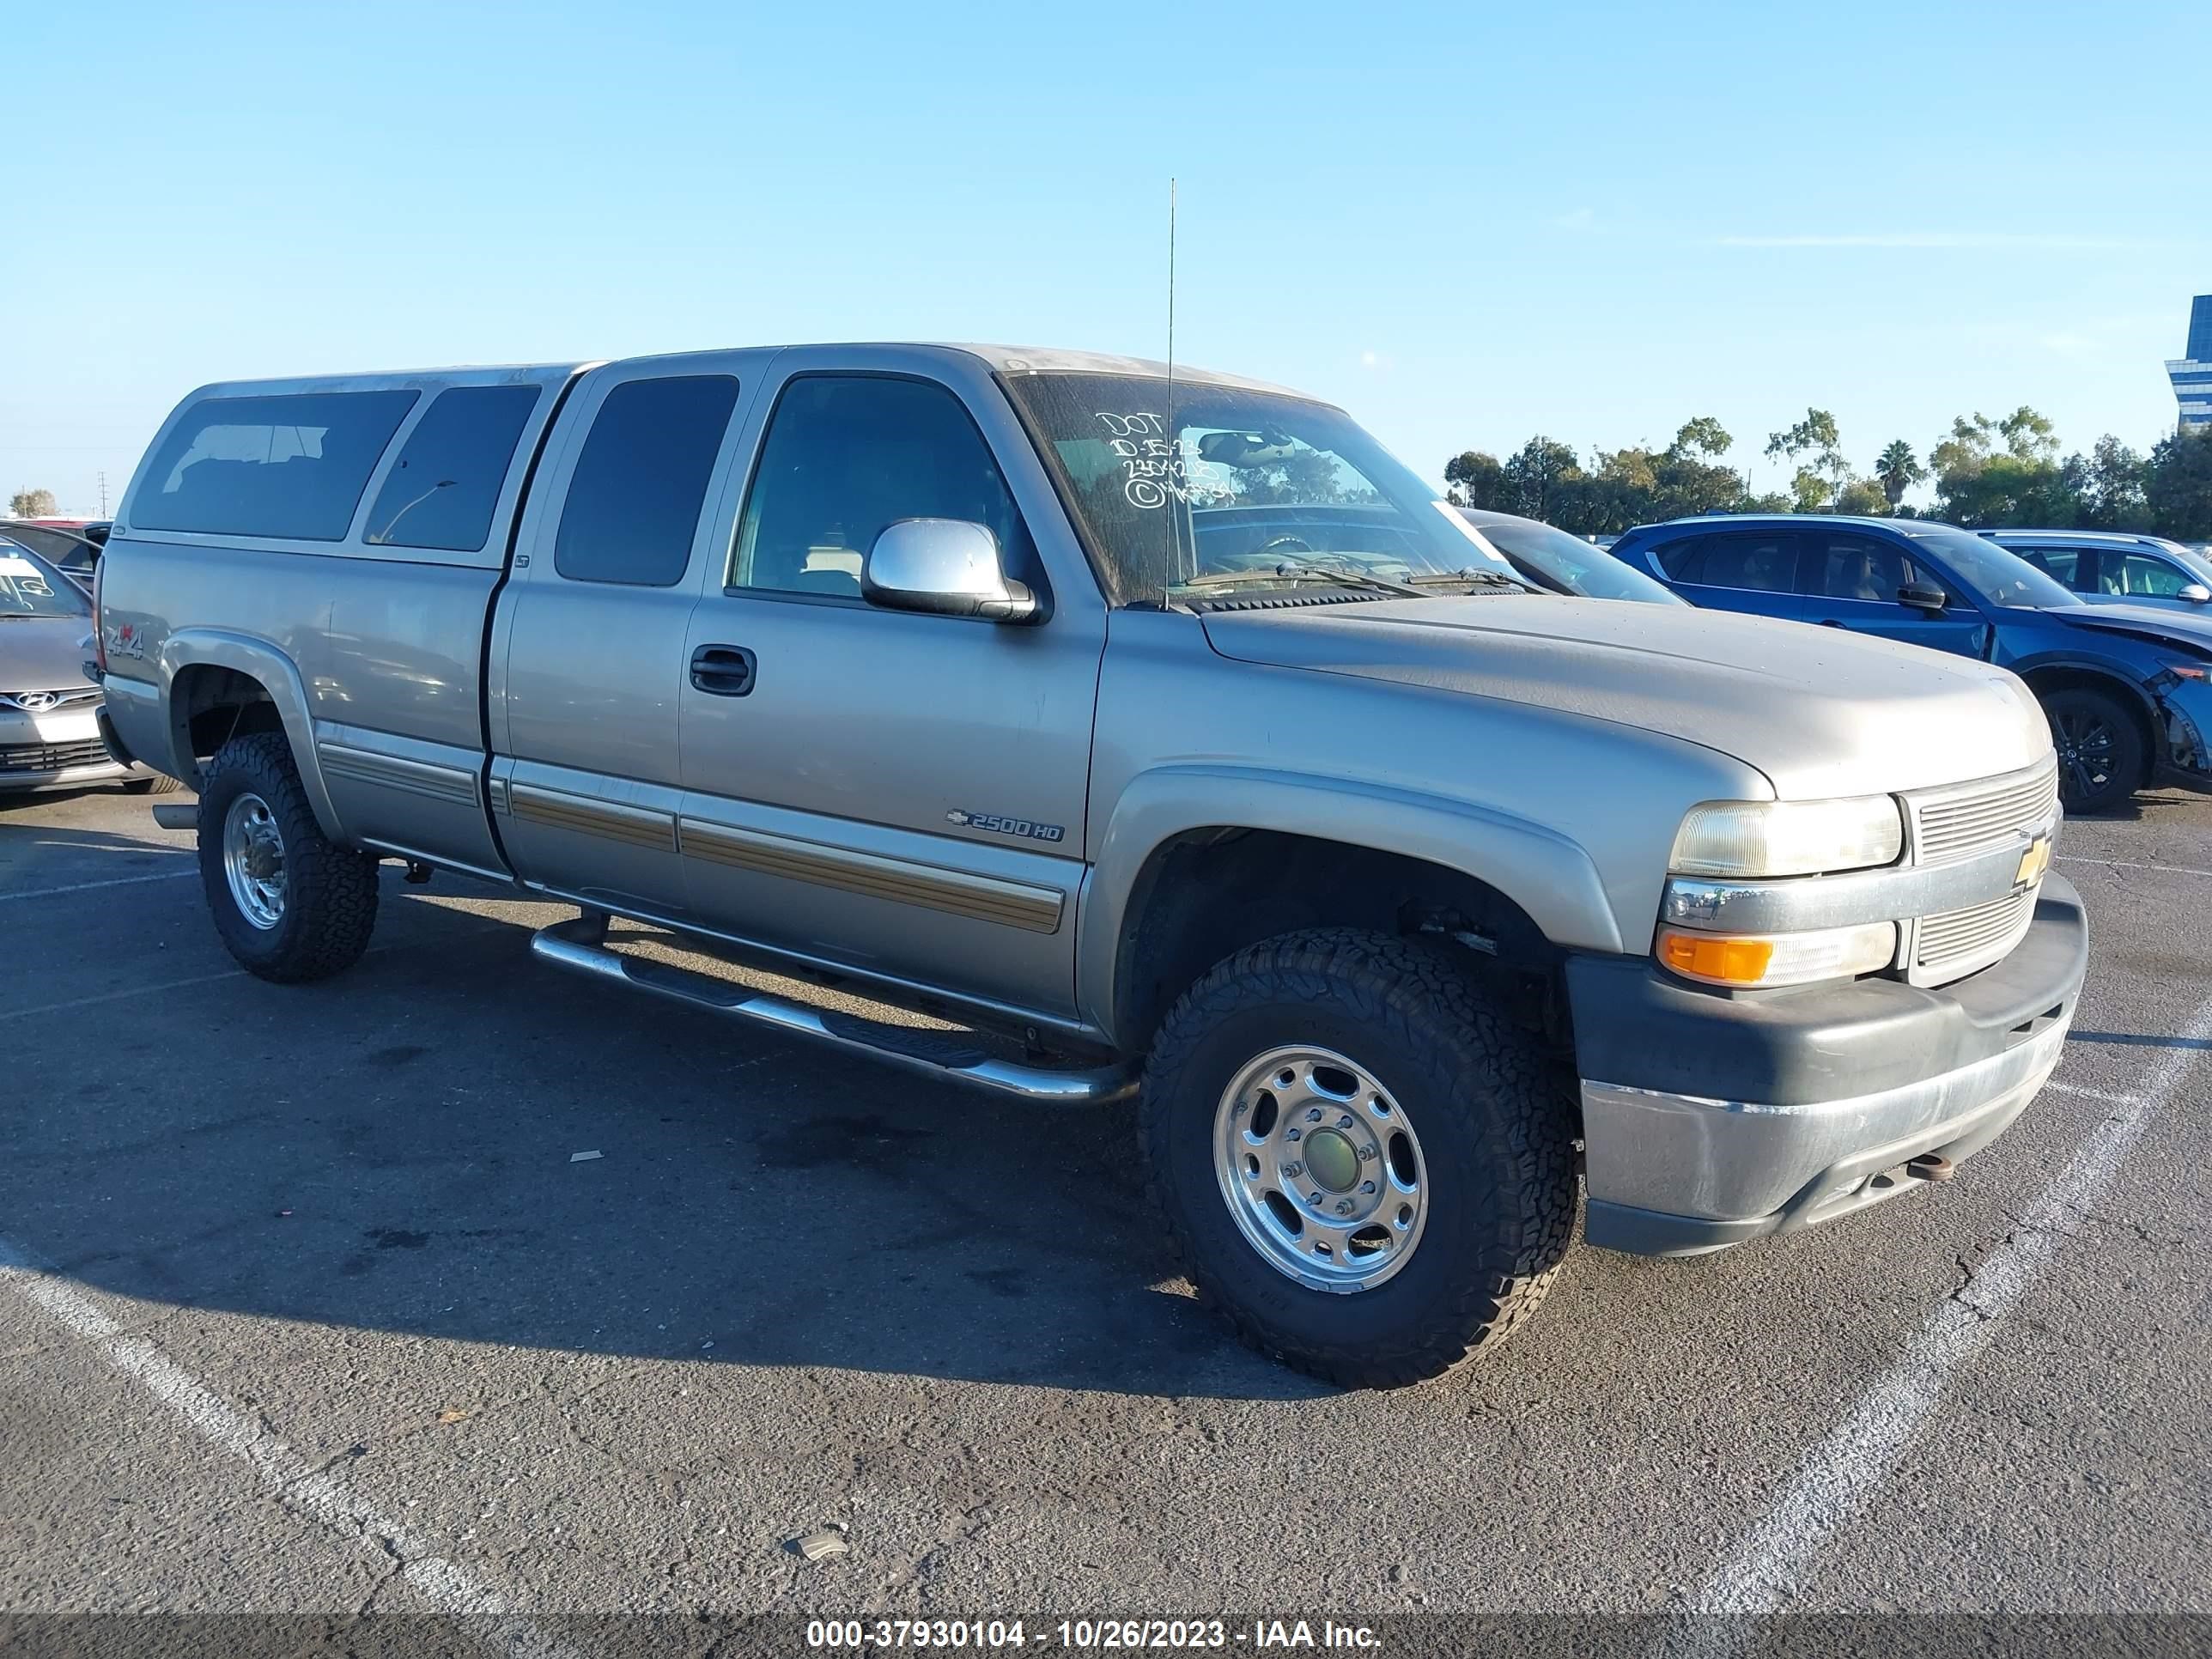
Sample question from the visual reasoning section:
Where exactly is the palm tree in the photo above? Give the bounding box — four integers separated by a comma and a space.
1875, 440, 1927, 510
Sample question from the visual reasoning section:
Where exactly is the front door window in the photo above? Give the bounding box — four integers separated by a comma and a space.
730, 375, 1037, 600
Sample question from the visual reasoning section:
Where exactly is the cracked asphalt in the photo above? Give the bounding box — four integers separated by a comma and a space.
1, 781, 2207, 1638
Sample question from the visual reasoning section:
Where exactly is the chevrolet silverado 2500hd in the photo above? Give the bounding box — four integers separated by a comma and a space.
93, 344, 2087, 1385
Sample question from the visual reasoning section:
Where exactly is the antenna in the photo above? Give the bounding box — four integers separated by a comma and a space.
1164, 177, 1179, 582
97, 471, 109, 517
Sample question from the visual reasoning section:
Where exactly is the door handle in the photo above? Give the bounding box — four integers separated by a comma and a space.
690, 643, 757, 697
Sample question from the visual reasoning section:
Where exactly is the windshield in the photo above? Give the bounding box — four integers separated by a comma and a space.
0, 543, 88, 618
1462, 513, 1685, 604
0, 523, 100, 574
1905, 526, 2080, 609
1000, 372, 1521, 605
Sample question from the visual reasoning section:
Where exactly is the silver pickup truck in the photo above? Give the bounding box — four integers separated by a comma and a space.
93, 344, 2087, 1386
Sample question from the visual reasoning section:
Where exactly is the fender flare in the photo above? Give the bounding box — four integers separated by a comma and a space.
156, 628, 346, 842
1077, 763, 1623, 1044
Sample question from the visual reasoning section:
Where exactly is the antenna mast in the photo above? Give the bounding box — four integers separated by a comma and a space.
1165, 177, 1179, 581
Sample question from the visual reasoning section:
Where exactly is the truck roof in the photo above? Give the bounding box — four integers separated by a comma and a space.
179, 344, 1312, 404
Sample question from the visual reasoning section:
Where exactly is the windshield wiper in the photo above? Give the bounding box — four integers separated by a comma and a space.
1405, 567, 1536, 592
1179, 562, 1429, 599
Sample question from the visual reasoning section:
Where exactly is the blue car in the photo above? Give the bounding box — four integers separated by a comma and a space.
1608, 514, 2212, 814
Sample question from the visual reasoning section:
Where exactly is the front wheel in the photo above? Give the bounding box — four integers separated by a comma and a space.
196, 732, 381, 981
1139, 928, 1577, 1388
2044, 686, 2143, 815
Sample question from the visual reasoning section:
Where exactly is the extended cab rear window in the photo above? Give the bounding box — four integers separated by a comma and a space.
133, 391, 418, 542
363, 384, 542, 552
555, 375, 741, 586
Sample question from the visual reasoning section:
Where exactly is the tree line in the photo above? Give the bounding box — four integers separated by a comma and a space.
1445, 411, 2212, 541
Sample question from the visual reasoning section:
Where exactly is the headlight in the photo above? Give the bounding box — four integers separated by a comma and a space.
1657, 921, 1898, 988
1669, 796, 1904, 878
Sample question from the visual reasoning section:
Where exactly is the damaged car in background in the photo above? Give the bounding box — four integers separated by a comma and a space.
1610, 514, 2212, 814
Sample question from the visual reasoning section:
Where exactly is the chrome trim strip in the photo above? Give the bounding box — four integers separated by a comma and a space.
0, 688, 102, 711
1662, 830, 2050, 933
530, 915, 1130, 1103
507, 783, 676, 853
316, 742, 481, 808
677, 817, 1065, 935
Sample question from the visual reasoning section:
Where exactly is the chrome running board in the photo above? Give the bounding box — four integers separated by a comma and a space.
530, 912, 1136, 1106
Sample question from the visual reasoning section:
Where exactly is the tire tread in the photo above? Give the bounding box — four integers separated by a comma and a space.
1139, 927, 1577, 1389
198, 732, 380, 982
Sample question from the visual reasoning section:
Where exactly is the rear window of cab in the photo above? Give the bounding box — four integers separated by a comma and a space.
135, 392, 419, 541
131, 385, 545, 550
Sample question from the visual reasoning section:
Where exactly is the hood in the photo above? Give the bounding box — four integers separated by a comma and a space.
0, 615, 100, 695
1200, 596, 2052, 799
2056, 602, 2212, 656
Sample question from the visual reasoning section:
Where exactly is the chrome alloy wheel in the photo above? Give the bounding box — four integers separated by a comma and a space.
222, 791, 288, 931
1212, 1045, 1429, 1293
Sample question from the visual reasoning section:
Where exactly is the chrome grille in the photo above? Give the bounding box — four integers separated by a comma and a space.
1916, 886, 2037, 972
1910, 763, 2058, 866
0, 738, 112, 773
0, 687, 100, 712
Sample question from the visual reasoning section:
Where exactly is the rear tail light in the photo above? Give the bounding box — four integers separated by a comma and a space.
91, 556, 106, 673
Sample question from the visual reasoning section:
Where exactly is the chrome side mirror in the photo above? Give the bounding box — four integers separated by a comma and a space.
2179, 583, 2210, 605
862, 519, 1037, 623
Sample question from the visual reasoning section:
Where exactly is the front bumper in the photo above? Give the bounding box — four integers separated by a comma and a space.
0, 702, 134, 793
2154, 676, 2212, 793
1571, 873, 2088, 1256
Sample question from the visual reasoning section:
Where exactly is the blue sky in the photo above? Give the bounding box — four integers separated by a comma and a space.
5, 0, 2205, 515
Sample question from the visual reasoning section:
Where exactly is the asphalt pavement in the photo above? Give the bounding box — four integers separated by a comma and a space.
1, 781, 2206, 1652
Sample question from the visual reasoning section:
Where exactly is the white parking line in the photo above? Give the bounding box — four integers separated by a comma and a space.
0, 1237, 592, 1659
2044, 1079, 2144, 1108
1674, 990, 2212, 1628
0, 868, 198, 903
2057, 854, 2212, 880
0, 967, 249, 1024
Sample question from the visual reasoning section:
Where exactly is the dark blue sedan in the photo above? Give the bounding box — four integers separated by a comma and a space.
1608, 514, 2212, 813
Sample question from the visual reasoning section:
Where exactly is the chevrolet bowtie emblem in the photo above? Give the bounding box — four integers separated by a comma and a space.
2014, 836, 2051, 890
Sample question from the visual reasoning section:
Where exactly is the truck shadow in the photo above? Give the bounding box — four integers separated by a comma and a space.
5, 863, 1329, 1402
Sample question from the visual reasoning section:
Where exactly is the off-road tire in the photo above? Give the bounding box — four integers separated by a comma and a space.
1139, 927, 1577, 1388
2043, 685, 2143, 816
196, 732, 380, 982
122, 773, 184, 796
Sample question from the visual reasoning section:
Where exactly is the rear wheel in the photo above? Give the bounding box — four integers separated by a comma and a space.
2044, 686, 2143, 815
196, 732, 380, 981
1139, 928, 1577, 1388
122, 773, 184, 796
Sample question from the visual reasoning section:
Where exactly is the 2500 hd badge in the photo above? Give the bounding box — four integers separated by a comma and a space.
946, 808, 1066, 842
